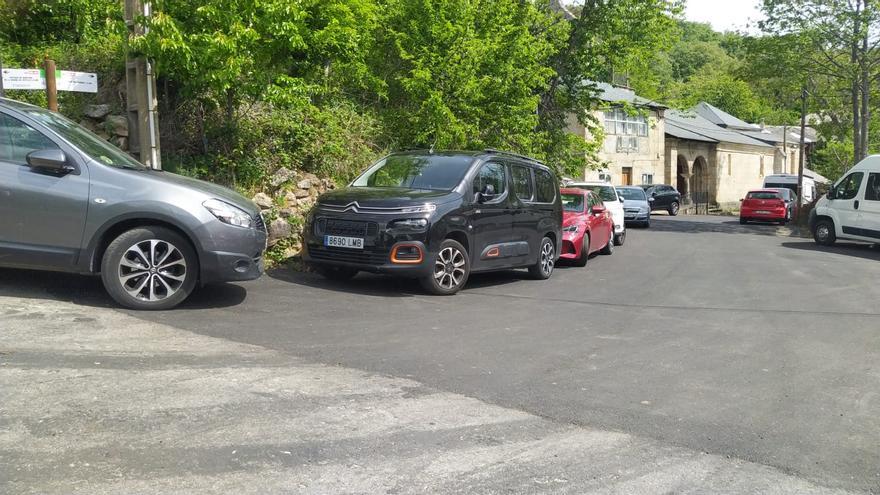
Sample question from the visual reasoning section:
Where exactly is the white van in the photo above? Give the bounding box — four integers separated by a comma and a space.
764, 174, 816, 204
810, 155, 880, 246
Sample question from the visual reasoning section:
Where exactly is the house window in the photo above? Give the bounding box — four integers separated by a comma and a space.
642, 173, 653, 185
604, 108, 648, 137
616, 135, 639, 153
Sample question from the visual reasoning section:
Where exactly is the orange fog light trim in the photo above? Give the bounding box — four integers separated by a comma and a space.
391, 244, 424, 264
486, 247, 500, 257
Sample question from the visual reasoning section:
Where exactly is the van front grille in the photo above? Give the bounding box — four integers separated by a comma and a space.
315, 218, 379, 238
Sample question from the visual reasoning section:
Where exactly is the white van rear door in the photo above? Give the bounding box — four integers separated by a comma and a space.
857, 172, 880, 241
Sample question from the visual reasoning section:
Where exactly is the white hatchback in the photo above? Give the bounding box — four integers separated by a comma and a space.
565, 182, 626, 245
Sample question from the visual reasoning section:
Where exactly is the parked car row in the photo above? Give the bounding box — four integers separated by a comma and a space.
304, 150, 627, 296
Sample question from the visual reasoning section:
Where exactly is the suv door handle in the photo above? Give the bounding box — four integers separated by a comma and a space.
855, 200, 860, 210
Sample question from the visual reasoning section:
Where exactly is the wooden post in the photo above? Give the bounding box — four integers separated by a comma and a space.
124, 0, 161, 169
795, 88, 807, 222
44, 58, 58, 112
0, 57, 5, 98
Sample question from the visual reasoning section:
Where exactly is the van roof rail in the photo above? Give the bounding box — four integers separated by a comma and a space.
484, 148, 545, 166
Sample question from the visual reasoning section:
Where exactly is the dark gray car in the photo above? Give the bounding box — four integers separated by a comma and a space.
0, 98, 267, 309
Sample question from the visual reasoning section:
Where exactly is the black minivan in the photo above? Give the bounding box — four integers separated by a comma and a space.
303, 150, 562, 294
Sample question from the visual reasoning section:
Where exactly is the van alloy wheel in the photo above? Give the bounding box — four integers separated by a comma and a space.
540, 241, 555, 275
433, 246, 467, 290
118, 239, 187, 302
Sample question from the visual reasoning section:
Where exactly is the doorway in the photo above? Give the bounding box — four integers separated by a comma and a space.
621, 167, 633, 185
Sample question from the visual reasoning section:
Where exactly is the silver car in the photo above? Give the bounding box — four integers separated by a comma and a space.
0, 98, 267, 309
616, 186, 652, 228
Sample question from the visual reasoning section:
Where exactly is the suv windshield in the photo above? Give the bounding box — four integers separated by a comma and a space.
573, 184, 617, 202
19, 107, 146, 170
352, 154, 474, 191
561, 193, 585, 212
617, 188, 646, 201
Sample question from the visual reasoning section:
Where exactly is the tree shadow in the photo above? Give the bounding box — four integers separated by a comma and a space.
649, 216, 801, 237
0, 268, 247, 310
780, 241, 880, 262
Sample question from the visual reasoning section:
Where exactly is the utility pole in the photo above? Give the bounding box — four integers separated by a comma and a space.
124, 0, 161, 170
44, 58, 58, 112
796, 87, 807, 221
0, 57, 5, 98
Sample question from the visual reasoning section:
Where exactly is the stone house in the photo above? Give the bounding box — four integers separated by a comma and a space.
567, 84, 814, 209
567, 82, 667, 186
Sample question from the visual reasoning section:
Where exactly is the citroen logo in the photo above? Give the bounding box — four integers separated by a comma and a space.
342, 202, 360, 213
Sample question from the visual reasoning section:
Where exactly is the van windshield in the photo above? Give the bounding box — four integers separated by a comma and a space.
19, 107, 146, 170
352, 154, 474, 191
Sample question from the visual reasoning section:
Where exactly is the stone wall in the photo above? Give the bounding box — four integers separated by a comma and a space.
251, 169, 334, 262
79, 104, 130, 151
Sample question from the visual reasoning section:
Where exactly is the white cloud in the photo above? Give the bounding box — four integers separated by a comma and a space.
685, 0, 764, 33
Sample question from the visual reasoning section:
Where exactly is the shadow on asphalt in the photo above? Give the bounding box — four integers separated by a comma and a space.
267, 265, 541, 297
0, 267, 247, 310
781, 240, 880, 261
650, 217, 796, 236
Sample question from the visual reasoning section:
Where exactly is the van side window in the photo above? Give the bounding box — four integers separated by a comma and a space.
836, 172, 864, 200
511, 165, 533, 201
473, 162, 507, 197
0, 113, 59, 165
867, 173, 880, 201
534, 168, 556, 203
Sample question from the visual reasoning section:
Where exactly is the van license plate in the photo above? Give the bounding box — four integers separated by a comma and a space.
325, 235, 364, 249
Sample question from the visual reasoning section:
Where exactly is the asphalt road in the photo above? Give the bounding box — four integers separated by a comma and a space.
3, 214, 880, 493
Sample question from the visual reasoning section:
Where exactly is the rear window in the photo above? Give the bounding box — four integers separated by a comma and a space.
746, 192, 781, 200
535, 168, 557, 203
617, 188, 646, 201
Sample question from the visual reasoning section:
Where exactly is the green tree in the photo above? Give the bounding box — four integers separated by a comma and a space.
761, 0, 880, 163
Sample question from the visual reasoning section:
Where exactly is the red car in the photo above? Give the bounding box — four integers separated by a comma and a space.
559, 188, 615, 266
740, 189, 789, 225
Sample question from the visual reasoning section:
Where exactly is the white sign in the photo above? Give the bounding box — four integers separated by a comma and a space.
57, 70, 98, 93
1, 68, 98, 93
1, 68, 44, 90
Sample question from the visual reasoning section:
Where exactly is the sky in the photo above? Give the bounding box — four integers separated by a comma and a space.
685, 0, 764, 33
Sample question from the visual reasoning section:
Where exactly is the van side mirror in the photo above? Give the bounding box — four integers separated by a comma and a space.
826, 189, 835, 200
476, 183, 496, 203
26, 149, 72, 173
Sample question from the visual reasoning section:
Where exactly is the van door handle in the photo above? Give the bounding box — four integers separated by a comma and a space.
855, 200, 860, 210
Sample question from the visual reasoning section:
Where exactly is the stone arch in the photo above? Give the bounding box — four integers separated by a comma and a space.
693, 156, 708, 205
676, 155, 689, 199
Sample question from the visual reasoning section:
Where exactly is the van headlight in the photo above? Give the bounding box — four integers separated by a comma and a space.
203, 198, 255, 229
389, 218, 429, 231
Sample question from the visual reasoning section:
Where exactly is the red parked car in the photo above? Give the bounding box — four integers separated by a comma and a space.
740, 189, 789, 225
559, 188, 614, 266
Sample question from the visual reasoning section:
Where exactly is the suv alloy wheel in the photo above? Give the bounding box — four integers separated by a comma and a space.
101, 226, 198, 310
420, 239, 470, 295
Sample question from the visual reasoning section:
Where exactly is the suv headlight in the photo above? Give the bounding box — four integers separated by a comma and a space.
203, 198, 255, 229
389, 218, 429, 231
563, 224, 579, 233
399, 204, 436, 214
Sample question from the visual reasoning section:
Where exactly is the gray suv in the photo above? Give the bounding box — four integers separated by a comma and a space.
0, 98, 267, 309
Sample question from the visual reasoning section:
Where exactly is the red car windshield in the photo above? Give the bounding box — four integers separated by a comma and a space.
561, 193, 585, 212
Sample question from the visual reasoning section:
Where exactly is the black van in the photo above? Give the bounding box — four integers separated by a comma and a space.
303, 150, 563, 294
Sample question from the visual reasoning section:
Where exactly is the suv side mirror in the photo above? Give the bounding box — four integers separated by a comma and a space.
477, 183, 496, 203
26, 149, 72, 173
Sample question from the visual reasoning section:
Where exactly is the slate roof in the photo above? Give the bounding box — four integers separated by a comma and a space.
693, 102, 761, 131
593, 82, 667, 110
665, 110, 774, 148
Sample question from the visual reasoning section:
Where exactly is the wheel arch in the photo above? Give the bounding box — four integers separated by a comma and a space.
444, 230, 470, 258
85, 215, 201, 274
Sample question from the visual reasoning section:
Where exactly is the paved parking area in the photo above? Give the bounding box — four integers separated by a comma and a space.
2, 215, 879, 493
